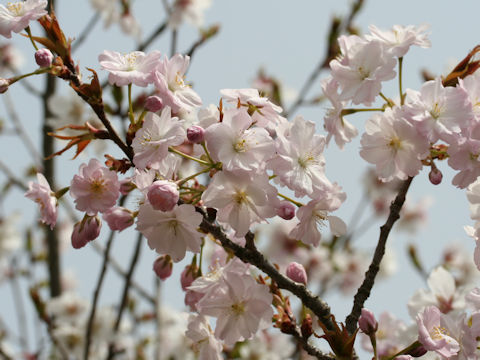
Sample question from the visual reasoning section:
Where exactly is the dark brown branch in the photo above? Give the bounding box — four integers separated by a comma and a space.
199, 215, 335, 331
290, 326, 335, 360
345, 176, 414, 334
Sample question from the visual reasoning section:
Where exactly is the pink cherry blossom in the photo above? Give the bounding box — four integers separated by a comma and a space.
0, 0, 47, 39
154, 54, 202, 114
197, 272, 273, 345
416, 306, 460, 358
404, 79, 473, 143
34, 48, 53, 67
153, 255, 173, 280
98, 50, 161, 87
367, 24, 430, 57
169, 0, 212, 29
131, 106, 185, 170
220, 88, 284, 128
25, 173, 57, 229
329, 35, 396, 105
201, 172, 277, 237
358, 308, 378, 335
204, 108, 275, 176
185, 315, 223, 360
322, 77, 358, 149
136, 203, 203, 262
102, 206, 134, 231
360, 107, 430, 182
289, 190, 347, 247
70, 159, 120, 215
267, 115, 332, 198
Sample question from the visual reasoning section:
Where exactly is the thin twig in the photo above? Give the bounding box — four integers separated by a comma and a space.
72, 13, 100, 52
138, 21, 168, 52
171, 28, 177, 56
345, 176, 414, 334
290, 326, 334, 360
9, 258, 29, 352
3, 94, 42, 166
199, 215, 335, 331
0, 159, 28, 191
83, 229, 117, 360
106, 232, 143, 359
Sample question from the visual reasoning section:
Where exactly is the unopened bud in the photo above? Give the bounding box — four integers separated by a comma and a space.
102, 207, 134, 231
144, 95, 163, 112
301, 313, 313, 339
35, 49, 54, 67
406, 344, 427, 357
153, 255, 173, 280
180, 264, 198, 291
276, 201, 295, 220
71, 215, 101, 249
0, 78, 10, 94
428, 167, 442, 185
147, 180, 179, 212
186, 125, 205, 144
286, 262, 307, 285
358, 308, 378, 335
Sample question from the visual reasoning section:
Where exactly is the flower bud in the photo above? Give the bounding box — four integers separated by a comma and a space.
71, 215, 101, 249
180, 264, 198, 291
186, 125, 205, 144
35, 49, 54, 67
0, 78, 10, 94
286, 262, 307, 285
358, 308, 378, 335
147, 180, 179, 212
102, 207, 134, 231
276, 201, 296, 220
428, 167, 442, 185
119, 179, 135, 195
153, 255, 173, 280
406, 344, 427, 357
144, 95, 163, 112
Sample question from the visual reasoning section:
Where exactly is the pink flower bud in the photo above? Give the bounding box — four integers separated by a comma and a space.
35, 49, 54, 67
102, 207, 134, 231
276, 201, 296, 220
186, 125, 205, 144
429, 167, 442, 185
153, 255, 173, 280
119, 179, 135, 195
358, 308, 378, 335
0, 78, 10, 94
184, 290, 204, 311
180, 265, 198, 291
71, 215, 101, 249
144, 95, 164, 112
286, 262, 307, 285
147, 180, 179, 212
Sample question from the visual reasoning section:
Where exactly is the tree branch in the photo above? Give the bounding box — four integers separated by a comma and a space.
345, 176, 414, 334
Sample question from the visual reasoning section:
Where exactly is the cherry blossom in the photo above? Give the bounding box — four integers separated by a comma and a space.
185, 315, 223, 360
201, 172, 278, 237
71, 215, 102, 249
360, 107, 430, 182
367, 24, 430, 57
416, 305, 460, 358
154, 54, 202, 114
98, 50, 161, 87
0, 0, 47, 39
204, 107, 275, 176
169, 0, 212, 29
25, 173, 57, 229
329, 35, 396, 105
136, 203, 203, 262
131, 106, 186, 171
197, 271, 273, 345
102, 206, 134, 232
69, 158, 120, 215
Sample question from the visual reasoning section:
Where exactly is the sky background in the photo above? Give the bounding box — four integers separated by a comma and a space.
1, 0, 479, 357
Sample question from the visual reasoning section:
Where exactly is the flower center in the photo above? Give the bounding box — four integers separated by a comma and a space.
298, 153, 317, 169
233, 191, 247, 205
429, 102, 444, 119
123, 53, 138, 71
231, 301, 245, 315
430, 325, 449, 340
7, 2, 24, 16
388, 136, 402, 150
233, 138, 248, 153
90, 179, 105, 194
357, 66, 370, 80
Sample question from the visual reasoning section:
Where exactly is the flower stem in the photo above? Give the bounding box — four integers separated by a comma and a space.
278, 193, 304, 208
341, 108, 384, 116
379, 92, 394, 107
168, 146, 211, 166
177, 166, 212, 187
128, 83, 135, 125
11, 67, 51, 84
25, 26, 39, 51
398, 57, 405, 105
